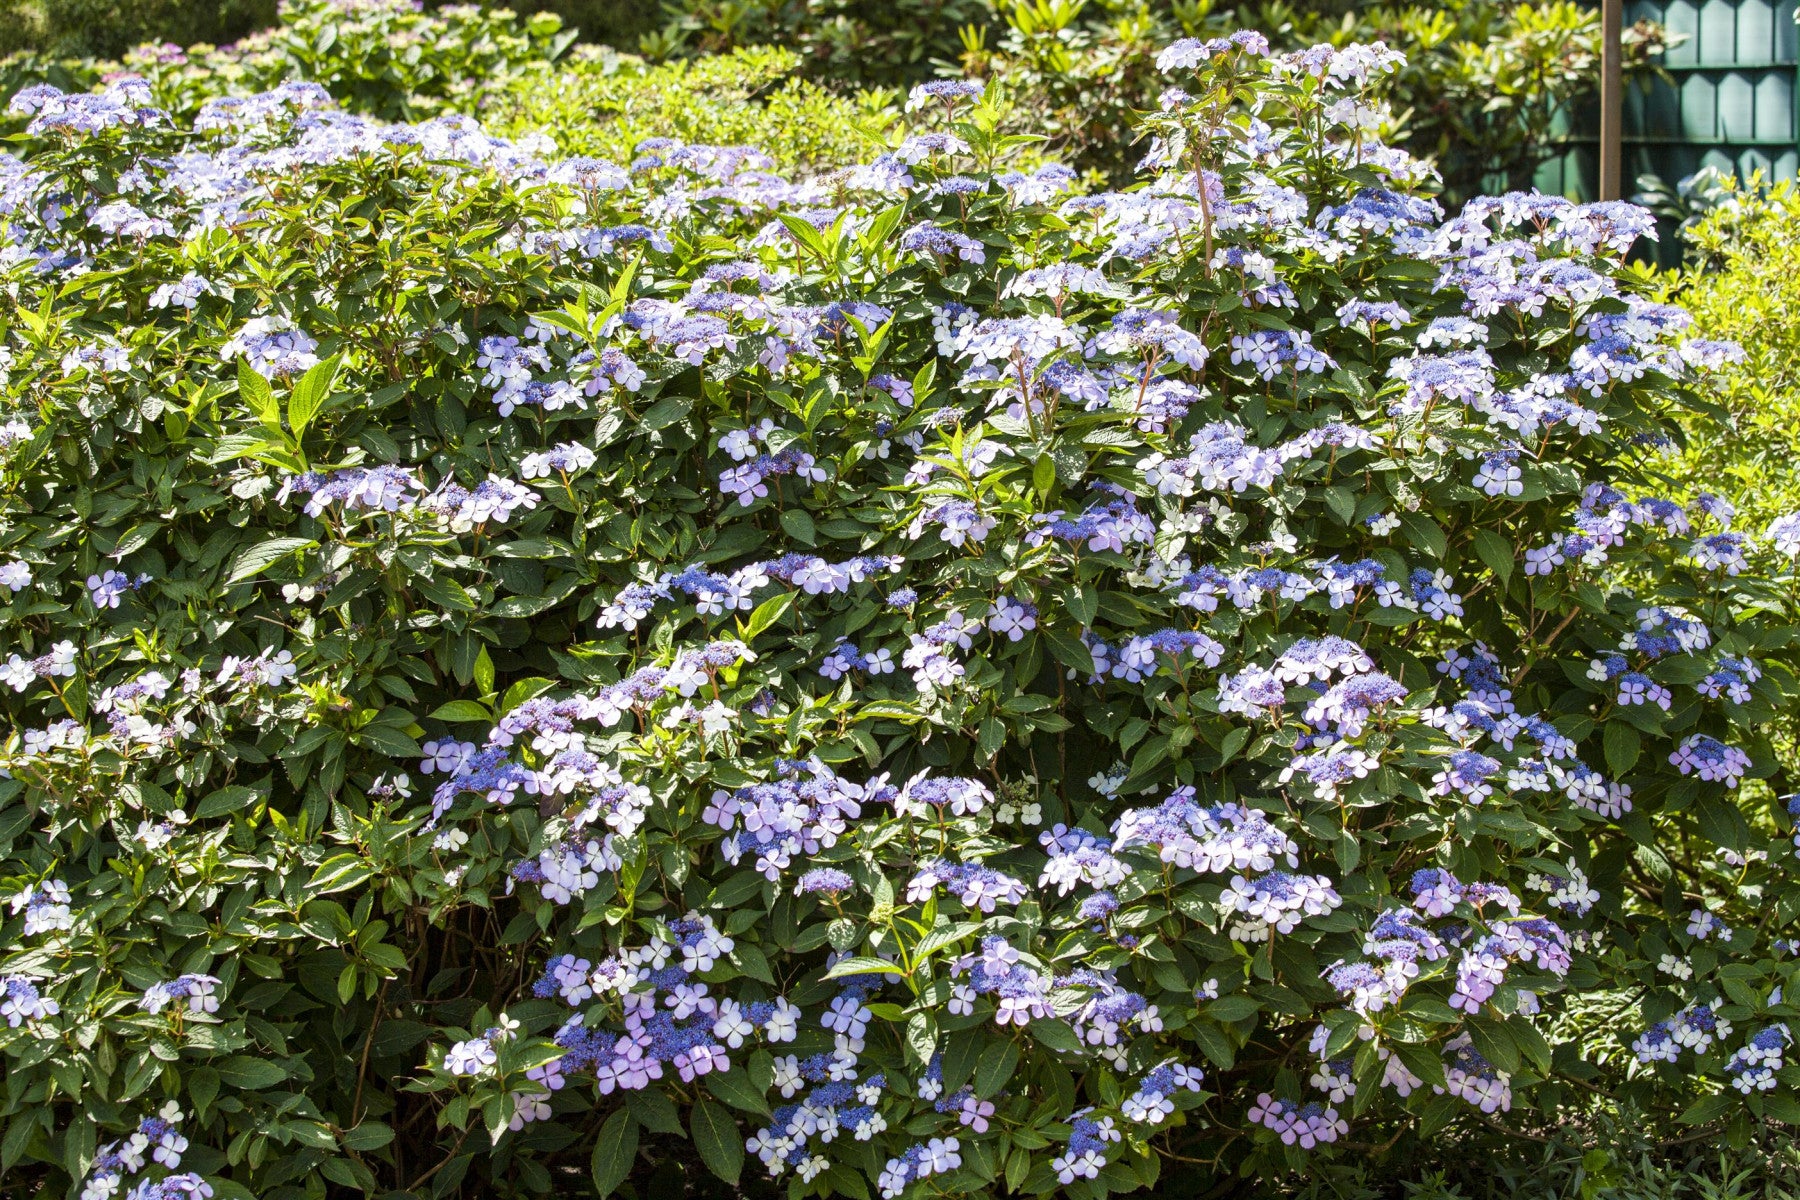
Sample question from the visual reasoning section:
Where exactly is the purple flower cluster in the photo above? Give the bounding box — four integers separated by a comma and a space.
0, 975, 58, 1027
906, 860, 1029, 912
139, 974, 221, 1015
949, 936, 1053, 1026
703, 759, 885, 879
1113, 788, 1300, 874
1246, 1094, 1347, 1147
1669, 734, 1752, 786
514, 914, 801, 1135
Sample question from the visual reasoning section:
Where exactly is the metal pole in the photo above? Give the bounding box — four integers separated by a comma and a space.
1599, 0, 1623, 200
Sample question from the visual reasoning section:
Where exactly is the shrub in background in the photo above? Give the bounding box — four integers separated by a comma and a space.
1652, 180, 1800, 783
9, 2, 887, 171
1656, 183, 1800, 559
2, 30, 1799, 1200
950, 0, 1670, 201
0, 0, 1674, 211
482, 45, 893, 171
656, 0, 1002, 87
124, 0, 579, 122
0, 0, 276, 59
0, 0, 650, 61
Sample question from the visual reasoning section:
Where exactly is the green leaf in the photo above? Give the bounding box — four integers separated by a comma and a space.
1509, 1017, 1552, 1074
1465, 1017, 1521, 1074
194, 785, 261, 819
1694, 797, 1751, 852
187, 1066, 219, 1116
1470, 528, 1515, 586
1026, 1020, 1084, 1054
1756, 1092, 1800, 1124
642, 395, 692, 430
415, 576, 476, 612
1066, 584, 1099, 628
286, 354, 342, 436
500, 677, 557, 713
623, 1089, 685, 1135
340, 1122, 394, 1151
914, 921, 981, 959
237, 359, 280, 430
308, 853, 372, 896
1677, 1092, 1737, 1126
823, 955, 904, 980
777, 212, 832, 261
1219, 725, 1250, 766
705, 1066, 773, 1117
973, 1039, 1019, 1098
1204, 995, 1259, 1023
2, 1114, 39, 1173
906, 1012, 937, 1066
780, 509, 817, 545
741, 590, 795, 640
590, 1109, 638, 1197
1188, 1019, 1235, 1068
225, 536, 315, 584
1392, 1040, 1448, 1090
1398, 513, 1447, 558
216, 1056, 287, 1089
1603, 720, 1640, 776
108, 521, 163, 559
707, 870, 766, 910
428, 700, 493, 723
1043, 625, 1094, 675
730, 942, 775, 984
689, 1097, 743, 1185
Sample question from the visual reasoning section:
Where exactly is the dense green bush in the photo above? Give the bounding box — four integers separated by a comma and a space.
1651, 181, 1800, 779
1656, 183, 1800, 551
956, 0, 1671, 199
651, 0, 1670, 204
99, 0, 580, 122
659, 0, 1000, 86
0, 0, 649, 60
0, 1, 886, 171
0, 0, 1673, 210
482, 45, 892, 171
0, 0, 275, 60
3, 26, 1799, 1200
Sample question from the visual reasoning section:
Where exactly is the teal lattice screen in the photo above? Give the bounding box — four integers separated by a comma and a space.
1535, 0, 1798, 216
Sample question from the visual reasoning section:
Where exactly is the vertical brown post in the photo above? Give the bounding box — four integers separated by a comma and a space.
1599, 0, 1623, 200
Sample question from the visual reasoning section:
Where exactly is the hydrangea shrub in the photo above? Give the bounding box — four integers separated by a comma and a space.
2, 32, 1799, 1200
20, 2, 887, 175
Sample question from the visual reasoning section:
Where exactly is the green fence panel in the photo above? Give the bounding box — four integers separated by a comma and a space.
1533, 0, 1797, 257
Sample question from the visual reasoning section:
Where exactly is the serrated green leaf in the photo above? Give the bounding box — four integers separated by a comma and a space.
689, 1097, 742, 1185
286, 353, 341, 436
225, 536, 315, 584
308, 853, 372, 896
1470, 528, 1514, 586
590, 1109, 637, 1197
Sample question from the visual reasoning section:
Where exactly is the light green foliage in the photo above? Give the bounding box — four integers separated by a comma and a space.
484, 45, 892, 170
147, 0, 577, 120
950, 0, 1670, 198
1654, 183, 1800, 776
0, 0, 1674, 201
1660, 183, 1800, 544
1, 1, 891, 170
660, 0, 1000, 87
